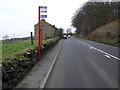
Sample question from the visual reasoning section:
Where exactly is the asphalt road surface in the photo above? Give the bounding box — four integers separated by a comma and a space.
45, 37, 119, 88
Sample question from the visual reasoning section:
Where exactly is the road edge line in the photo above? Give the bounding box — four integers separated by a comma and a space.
40, 45, 62, 88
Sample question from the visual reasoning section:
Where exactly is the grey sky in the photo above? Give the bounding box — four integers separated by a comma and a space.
0, 0, 87, 39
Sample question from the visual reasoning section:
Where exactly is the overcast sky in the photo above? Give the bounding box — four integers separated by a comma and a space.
0, 0, 88, 39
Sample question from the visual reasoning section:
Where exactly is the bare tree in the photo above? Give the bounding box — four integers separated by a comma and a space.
71, 2, 118, 36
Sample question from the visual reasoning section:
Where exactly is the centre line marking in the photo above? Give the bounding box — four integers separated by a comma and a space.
105, 55, 111, 58
90, 46, 93, 49
92, 46, 120, 60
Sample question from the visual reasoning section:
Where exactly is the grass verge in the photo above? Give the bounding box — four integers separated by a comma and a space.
2, 38, 58, 62
75, 35, 118, 47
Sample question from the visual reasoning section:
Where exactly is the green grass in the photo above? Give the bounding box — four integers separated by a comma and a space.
2, 38, 58, 61
2, 40, 36, 59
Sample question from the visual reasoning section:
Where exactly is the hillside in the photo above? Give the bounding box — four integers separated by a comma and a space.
91, 19, 119, 37
87, 19, 119, 47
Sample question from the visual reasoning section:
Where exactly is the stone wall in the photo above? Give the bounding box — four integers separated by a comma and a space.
2, 38, 60, 89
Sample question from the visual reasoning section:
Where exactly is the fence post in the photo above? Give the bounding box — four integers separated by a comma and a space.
31, 32, 33, 44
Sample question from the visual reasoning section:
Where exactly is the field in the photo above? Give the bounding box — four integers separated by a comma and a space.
2, 38, 57, 61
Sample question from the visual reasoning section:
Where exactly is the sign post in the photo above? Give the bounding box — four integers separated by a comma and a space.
38, 6, 47, 61
38, 6, 41, 61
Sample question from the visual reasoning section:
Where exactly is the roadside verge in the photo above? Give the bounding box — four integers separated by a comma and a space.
2, 38, 60, 89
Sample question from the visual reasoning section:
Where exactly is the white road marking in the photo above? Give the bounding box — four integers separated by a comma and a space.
40, 46, 62, 88
79, 41, 88, 46
90, 46, 93, 49
92, 46, 120, 60
105, 55, 111, 58
74, 39, 120, 60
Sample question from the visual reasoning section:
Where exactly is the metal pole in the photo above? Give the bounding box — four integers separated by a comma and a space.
38, 6, 41, 61
41, 29, 42, 44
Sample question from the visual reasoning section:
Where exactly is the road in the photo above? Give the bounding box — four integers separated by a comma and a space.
45, 37, 119, 88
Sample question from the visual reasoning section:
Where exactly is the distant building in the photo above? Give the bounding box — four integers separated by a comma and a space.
34, 19, 61, 40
